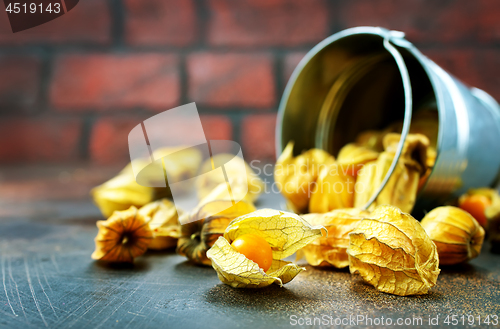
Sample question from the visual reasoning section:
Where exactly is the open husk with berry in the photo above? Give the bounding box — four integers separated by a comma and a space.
207, 209, 326, 288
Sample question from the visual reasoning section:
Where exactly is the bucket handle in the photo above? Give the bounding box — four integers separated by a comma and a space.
362, 33, 413, 210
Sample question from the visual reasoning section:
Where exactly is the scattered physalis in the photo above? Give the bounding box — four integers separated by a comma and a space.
196, 154, 264, 203
354, 133, 430, 213
198, 179, 255, 206
91, 170, 156, 218
91, 146, 202, 218
421, 206, 485, 265
459, 194, 491, 228
379, 110, 439, 169
347, 205, 440, 296
176, 200, 256, 266
308, 163, 355, 213
206, 209, 326, 288
138, 199, 181, 250
355, 129, 388, 152
157, 146, 203, 188
336, 143, 379, 178
458, 188, 500, 229
458, 188, 500, 253
297, 208, 369, 268
91, 206, 153, 263
274, 141, 335, 213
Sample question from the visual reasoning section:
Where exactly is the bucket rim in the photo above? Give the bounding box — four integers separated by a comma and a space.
276, 26, 406, 157
275, 26, 448, 157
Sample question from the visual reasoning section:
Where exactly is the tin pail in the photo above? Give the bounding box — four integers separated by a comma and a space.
276, 27, 500, 212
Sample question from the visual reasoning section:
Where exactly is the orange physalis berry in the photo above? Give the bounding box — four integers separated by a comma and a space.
231, 234, 273, 272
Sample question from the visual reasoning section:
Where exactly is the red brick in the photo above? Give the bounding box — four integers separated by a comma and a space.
0, 0, 110, 45
207, 0, 329, 47
339, 0, 497, 44
90, 115, 233, 165
0, 118, 82, 163
200, 115, 233, 141
187, 53, 275, 108
477, 0, 500, 43
283, 52, 306, 84
90, 117, 144, 165
50, 54, 180, 111
125, 0, 197, 46
0, 56, 40, 112
424, 49, 500, 102
241, 113, 277, 162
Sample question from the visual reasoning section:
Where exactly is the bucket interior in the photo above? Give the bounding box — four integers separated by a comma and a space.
280, 33, 439, 157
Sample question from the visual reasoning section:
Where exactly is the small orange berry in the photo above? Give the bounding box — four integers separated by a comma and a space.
231, 234, 273, 272
459, 194, 491, 228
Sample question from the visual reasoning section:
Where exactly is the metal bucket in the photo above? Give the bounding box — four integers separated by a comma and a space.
276, 26, 500, 212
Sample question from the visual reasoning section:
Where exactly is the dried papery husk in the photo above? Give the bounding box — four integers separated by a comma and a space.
354, 109, 438, 166
409, 110, 439, 167
196, 154, 264, 203
138, 199, 181, 250
198, 179, 255, 206
274, 141, 335, 213
347, 205, 440, 296
466, 189, 500, 252
91, 206, 153, 263
223, 209, 326, 259
308, 163, 355, 213
355, 130, 385, 151
207, 237, 304, 288
206, 209, 326, 288
383, 133, 429, 175
355, 127, 398, 153
91, 172, 156, 218
176, 200, 256, 266
384, 110, 439, 160
418, 146, 436, 192
354, 153, 419, 213
353, 134, 430, 213
153, 147, 202, 185
459, 188, 500, 225
91, 147, 202, 218
421, 206, 485, 265
136, 146, 202, 195
336, 143, 379, 177
425, 147, 437, 169
297, 208, 370, 268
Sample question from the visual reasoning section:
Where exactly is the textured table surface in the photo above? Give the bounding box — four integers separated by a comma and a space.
0, 167, 499, 329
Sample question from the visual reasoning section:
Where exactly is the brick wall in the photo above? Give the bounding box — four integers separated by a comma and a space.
0, 0, 499, 165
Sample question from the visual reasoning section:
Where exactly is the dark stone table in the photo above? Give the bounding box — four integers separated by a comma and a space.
0, 167, 499, 328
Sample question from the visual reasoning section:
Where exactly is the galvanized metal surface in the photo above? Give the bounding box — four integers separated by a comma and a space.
277, 27, 500, 211
0, 193, 499, 329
